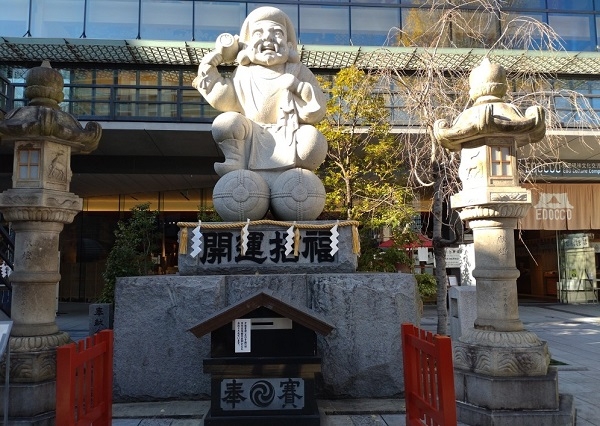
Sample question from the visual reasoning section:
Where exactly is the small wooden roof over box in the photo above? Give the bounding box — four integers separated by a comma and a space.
189, 290, 334, 339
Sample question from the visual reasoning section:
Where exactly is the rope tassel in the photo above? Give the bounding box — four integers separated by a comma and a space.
352, 225, 360, 255
179, 227, 188, 255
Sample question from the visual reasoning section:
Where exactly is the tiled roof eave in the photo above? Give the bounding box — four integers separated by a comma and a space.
2, 37, 600, 75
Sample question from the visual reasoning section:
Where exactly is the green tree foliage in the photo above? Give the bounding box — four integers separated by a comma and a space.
99, 203, 159, 303
316, 66, 414, 233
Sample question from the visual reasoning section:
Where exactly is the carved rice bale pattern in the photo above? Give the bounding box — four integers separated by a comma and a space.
454, 347, 494, 373
453, 347, 471, 368
474, 352, 493, 373
9, 357, 33, 379
39, 352, 57, 378
497, 355, 521, 375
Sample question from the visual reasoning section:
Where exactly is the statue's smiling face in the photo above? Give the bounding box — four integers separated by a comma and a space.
248, 20, 289, 66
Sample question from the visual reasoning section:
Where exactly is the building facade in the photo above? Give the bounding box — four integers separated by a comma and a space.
2, 0, 600, 301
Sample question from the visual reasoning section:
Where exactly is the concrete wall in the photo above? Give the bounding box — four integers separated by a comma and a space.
113, 273, 419, 401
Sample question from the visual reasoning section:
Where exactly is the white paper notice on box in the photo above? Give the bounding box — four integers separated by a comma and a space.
234, 318, 251, 353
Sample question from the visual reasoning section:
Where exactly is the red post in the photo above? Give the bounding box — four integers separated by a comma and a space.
56, 329, 114, 426
56, 342, 76, 426
100, 329, 114, 425
401, 323, 457, 426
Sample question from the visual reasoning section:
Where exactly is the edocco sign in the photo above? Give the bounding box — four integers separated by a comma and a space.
533, 193, 573, 221
521, 183, 600, 230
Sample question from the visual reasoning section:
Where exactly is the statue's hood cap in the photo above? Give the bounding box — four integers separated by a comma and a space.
239, 7, 298, 47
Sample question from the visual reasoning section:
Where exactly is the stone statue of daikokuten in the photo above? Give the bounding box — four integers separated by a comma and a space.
193, 6, 328, 222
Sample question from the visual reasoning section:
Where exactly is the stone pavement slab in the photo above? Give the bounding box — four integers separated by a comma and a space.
112, 421, 202, 426
113, 401, 208, 420
112, 399, 408, 426
319, 399, 405, 425
518, 303, 600, 426
318, 398, 405, 415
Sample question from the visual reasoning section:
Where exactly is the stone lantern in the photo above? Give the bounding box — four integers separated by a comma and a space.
434, 58, 574, 425
0, 61, 101, 424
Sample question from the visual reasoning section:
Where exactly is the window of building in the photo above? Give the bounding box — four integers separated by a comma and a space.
399, 7, 447, 47
351, 6, 400, 46
356, 0, 399, 4
299, 5, 349, 45
548, 13, 595, 51
161, 71, 181, 87
181, 74, 219, 119
194, 2, 246, 42
596, 15, 600, 48
0, 0, 29, 36
30, 0, 85, 38
502, 0, 545, 8
86, 0, 140, 39
139, 71, 159, 86
490, 146, 512, 176
95, 70, 117, 86
399, 0, 430, 4
140, 0, 193, 40
547, 0, 593, 11
5, 0, 600, 53
451, 9, 501, 48
18, 149, 40, 180
68, 86, 111, 117
502, 12, 549, 50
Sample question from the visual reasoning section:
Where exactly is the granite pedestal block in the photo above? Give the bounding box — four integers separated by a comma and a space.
456, 394, 575, 426
455, 366, 575, 425
0, 381, 56, 425
455, 367, 559, 410
112, 273, 419, 402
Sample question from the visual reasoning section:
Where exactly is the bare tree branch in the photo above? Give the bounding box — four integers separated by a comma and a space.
375, 1, 600, 334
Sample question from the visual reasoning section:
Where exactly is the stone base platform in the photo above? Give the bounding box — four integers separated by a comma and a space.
455, 368, 576, 425
457, 394, 575, 426
0, 381, 56, 426
113, 273, 419, 402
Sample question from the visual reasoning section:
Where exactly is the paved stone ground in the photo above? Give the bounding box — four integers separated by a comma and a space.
516, 302, 600, 426
111, 399, 406, 426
